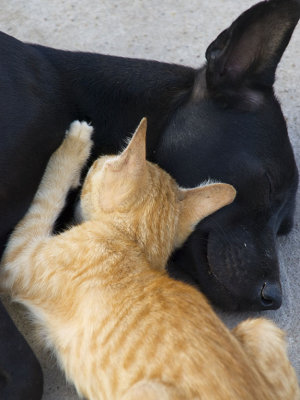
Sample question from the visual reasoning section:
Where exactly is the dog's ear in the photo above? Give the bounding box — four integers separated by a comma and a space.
205, 0, 300, 91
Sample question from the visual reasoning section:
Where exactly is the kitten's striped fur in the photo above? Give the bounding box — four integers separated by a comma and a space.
1, 119, 299, 399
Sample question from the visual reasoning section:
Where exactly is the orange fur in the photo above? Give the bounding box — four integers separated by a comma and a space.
1, 119, 299, 400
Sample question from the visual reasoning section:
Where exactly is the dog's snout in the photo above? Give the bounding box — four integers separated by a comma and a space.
260, 282, 282, 310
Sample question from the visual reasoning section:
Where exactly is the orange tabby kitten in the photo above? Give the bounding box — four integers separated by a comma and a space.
1, 119, 299, 400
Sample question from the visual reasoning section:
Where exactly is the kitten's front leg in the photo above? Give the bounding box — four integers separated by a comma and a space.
35, 120, 94, 210
56, 121, 94, 191
1, 121, 93, 275
0, 121, 93, 291
11, 121, 93, 239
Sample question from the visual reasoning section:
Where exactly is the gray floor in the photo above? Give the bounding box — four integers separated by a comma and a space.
0, 1, 299, 399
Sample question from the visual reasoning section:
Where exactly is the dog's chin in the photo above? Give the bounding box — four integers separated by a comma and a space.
167, 240, 241, 311
167, 258, 240, 311
199, 248, 282, 312
168, 236, 280, 312
194, 256, 242, 312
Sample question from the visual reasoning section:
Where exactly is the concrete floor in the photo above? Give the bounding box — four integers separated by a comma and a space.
0, 1, 299, 399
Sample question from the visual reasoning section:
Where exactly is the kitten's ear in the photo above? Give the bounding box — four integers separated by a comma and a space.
176, 183, 236, 247
206, 0, 300, 90
99, 118, 147, 211
115, 117, 147, 173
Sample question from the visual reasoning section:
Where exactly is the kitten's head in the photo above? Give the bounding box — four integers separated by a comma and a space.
80, 118, 236, 270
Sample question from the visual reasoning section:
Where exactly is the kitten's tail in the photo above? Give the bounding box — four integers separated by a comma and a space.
233, 318, 300, 400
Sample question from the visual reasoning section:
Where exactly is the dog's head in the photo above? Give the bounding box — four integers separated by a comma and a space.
155, 0, 299, 310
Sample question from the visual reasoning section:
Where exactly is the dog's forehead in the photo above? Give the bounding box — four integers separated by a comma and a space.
160, 94, 289, 155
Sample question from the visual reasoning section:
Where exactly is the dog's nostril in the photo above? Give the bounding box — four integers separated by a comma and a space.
260, 282, 282, 309
261, 283, 273, 305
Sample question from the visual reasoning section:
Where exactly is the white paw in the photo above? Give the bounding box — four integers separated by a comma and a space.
63, 120, 94, 160
67, 120, 94, 142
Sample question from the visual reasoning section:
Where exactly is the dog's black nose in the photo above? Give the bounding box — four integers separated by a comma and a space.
260, 282, 282, 309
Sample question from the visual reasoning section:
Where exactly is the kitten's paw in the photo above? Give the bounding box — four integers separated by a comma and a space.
63, 121, 94, 188
67, 120, 94, 143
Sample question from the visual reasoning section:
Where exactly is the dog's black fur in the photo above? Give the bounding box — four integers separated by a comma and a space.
0, 0, 299, 398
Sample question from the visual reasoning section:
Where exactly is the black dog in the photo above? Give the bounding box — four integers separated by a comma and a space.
0, 0, 299, 398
